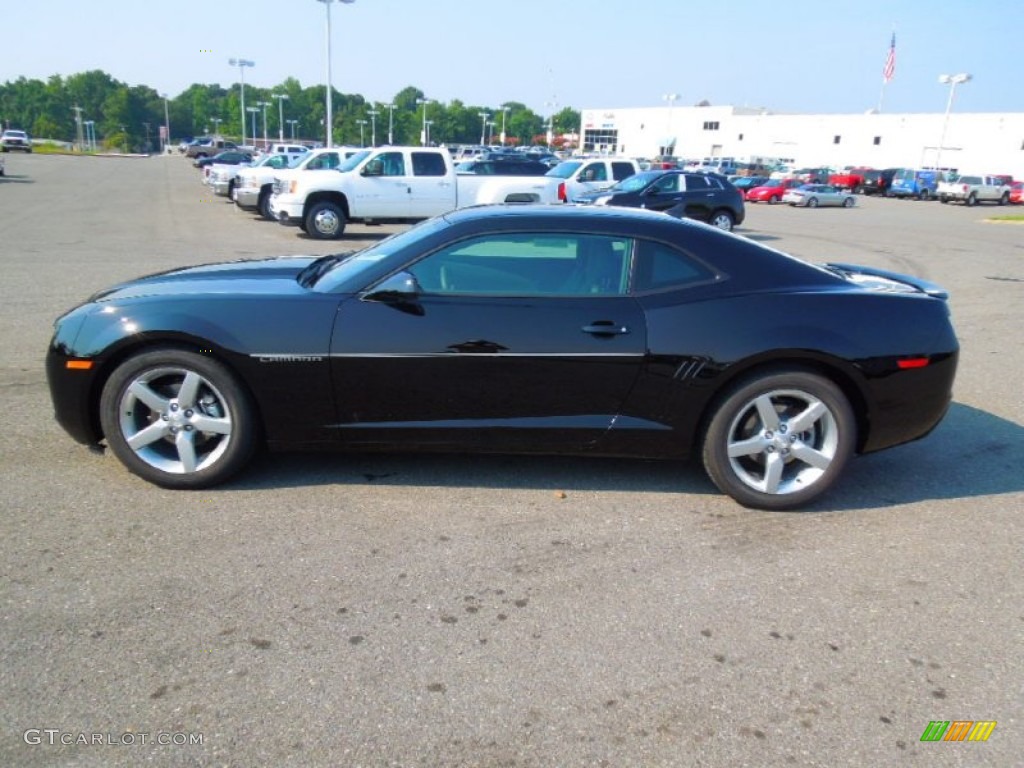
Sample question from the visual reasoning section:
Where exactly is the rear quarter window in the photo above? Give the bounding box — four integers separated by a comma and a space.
412, 152, 447, 177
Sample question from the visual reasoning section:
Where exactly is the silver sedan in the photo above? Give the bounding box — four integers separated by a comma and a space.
782, 184, 856, 208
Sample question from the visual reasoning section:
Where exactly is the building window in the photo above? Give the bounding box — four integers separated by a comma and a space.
874, 136, 882, 146
833, 135, 841, 145
702, 121, 720, 131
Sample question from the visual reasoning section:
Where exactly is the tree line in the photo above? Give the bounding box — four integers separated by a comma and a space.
0, 70, 581, 151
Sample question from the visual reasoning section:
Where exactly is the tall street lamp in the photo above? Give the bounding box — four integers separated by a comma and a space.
544, 100, 556, 147
936, 73, 971, 170
256, 101, 270, 149
499, 105, 510, 145
424, 120, 434, 146
356, 119, 367, 146
386, 103, 395, 144
287, 119, 300, 140
417, 98, 433, 146
273, 93, 289, 141
228, 58, 255, 145
316, 0, 356, 148
246, 107, 259, 145
367, 108, 379, 146
161, 93, 171, 153
478, 111, 490, 146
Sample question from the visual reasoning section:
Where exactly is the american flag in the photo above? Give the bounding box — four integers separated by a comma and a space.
883, 33, 896, 83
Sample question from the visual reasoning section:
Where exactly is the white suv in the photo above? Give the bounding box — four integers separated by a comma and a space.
1, 129, 32, 153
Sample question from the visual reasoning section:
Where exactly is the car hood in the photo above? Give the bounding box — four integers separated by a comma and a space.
87, 256, 321, 303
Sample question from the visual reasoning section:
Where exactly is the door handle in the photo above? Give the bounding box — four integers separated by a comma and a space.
582, 322, 630, 336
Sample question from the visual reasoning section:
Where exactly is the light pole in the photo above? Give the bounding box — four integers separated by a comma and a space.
287, 119, 299, 140
417, 98, 432, 146
499, 105, 510, 145
228, 58, 255, 145
246, 107, 259, 145
424, 119, 434, 146
211, 117, 223, 136
273, 93, 289, 141
662, 92, 678, 156
256, 101, 270, 149
356, 119, 367, 147
936, 73, 971, 171
83, 120, 95, 151
478, 111, 489, 146
161, 93, 171, 152
544, 100, 556, 147
367, 108, 379, 146
386, 103, 395, 144
316, 0, 356, 148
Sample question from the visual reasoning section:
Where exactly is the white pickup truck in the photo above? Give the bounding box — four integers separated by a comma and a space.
269, 146, 556, 239
936, 174, 1012, 206
235, 147, 360, 219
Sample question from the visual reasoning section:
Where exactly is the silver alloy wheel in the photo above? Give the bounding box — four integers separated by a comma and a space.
724, 388, 839, 495
312, 206, 341, 236
710, 212, 733, 230
117, 366, 233, 474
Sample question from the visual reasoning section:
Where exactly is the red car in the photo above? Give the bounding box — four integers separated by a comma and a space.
1010, 181, 1023, 204
746, 177, 803, 204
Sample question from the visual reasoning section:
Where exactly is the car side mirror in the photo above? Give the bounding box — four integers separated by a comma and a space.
364, 271, 421, 301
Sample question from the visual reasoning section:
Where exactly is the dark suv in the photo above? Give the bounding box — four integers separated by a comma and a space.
576, 170, 745, 231
860, 168, 898, 196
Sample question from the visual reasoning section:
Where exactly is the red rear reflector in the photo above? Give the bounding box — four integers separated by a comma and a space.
897, 358, 929, 369
66, 360, 94, 370
558, 182, 567, 202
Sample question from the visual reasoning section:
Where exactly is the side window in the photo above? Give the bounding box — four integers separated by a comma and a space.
307, 152, 339, 170
633, 240, 714, 293
407, 234, 630, 297
686, 175, 709, 191
412, 151, 447, 177
581, 163, 607, 182
612, 162, 636, 181
378, 151, 406, 176
653, 175, 679, 193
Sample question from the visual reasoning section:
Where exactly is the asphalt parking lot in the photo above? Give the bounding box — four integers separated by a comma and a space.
1, 153, 1022, 767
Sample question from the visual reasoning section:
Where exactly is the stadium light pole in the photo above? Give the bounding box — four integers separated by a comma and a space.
356, 119, 367, 147
228, 58, 255, 145
316, 0, 356, 148
161, 93, 171, 152
287, 119, 299, 140
936, 73, 971, 171
246, 107, 259, 145
386, 103, 395, 144
417, 98, 433, 146
256, 101, 270, 149
478, 111, 489, 146
367, 108, 379, 146
273, 94, 289, 141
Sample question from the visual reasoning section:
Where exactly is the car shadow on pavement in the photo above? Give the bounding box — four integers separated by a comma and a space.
295, 230, 392, 242
810, 402, 1024, 511
0, 174, 35, 184
222, 402, 1022, 511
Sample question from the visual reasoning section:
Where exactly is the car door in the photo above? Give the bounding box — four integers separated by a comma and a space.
328, 231, 647, 451
406, 151, 455, 217
666, 174, 716, 222
639, 173, 684, 213
571, 161, 611, 198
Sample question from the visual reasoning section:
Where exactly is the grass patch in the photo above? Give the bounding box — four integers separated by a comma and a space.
986, 213, 1024, 222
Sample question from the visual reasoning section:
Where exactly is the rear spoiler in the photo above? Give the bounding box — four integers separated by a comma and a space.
825, 263, 949, 300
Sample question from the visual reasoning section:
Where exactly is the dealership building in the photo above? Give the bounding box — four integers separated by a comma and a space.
579, 104, 1024, 176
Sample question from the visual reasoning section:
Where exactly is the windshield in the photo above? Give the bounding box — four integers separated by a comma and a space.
894, 169, 915, 181
762, 179, 783, 188
545, 161, 582, 179
339, 150, 371, 173
312, 215, 451, 291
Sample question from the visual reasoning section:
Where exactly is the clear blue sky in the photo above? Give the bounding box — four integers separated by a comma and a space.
4, 0, 1021, 115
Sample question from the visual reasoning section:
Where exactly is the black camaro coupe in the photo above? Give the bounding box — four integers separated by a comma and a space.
46, 206, 958, 509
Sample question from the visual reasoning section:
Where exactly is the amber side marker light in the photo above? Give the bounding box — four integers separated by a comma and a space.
897, 357, 930, 369
66, 360, 94, 370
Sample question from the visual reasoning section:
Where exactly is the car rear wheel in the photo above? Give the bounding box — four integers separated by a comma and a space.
965, 193, 977, 207
999, 192, 1009, 206
99, 350, 257, 489
305, 201, 346, 239
709, 210, 735, 231
807, 198, 819, 208
257, 188, 272, 219
702, 370, 855, 509
843, 197, 854, 208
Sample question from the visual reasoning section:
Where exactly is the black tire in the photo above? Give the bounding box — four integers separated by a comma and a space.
257, 187, 272, 220
99, 349, 258, 489
999, 192, 1009, 206
768, 195, 779, 205
807, 197, 819, 208
918, 189, 931, 201
965, 193, 977, 207
702, 370, 856, 510
227, 178, 237, 198
304, 201, 346, 239
708, 210, 734, 231
843, 197, 854, 208
940, 196, 949, 204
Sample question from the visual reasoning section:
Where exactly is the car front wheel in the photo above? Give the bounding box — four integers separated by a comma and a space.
843, 197, 854, 208
807, 198, 819, 208
709, 210, 735, 231
99, 350, 257, 489
702, 370, 855, 509
305, 201, 346, 239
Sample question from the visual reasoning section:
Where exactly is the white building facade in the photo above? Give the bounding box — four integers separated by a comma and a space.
580, 105, 1024, 177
